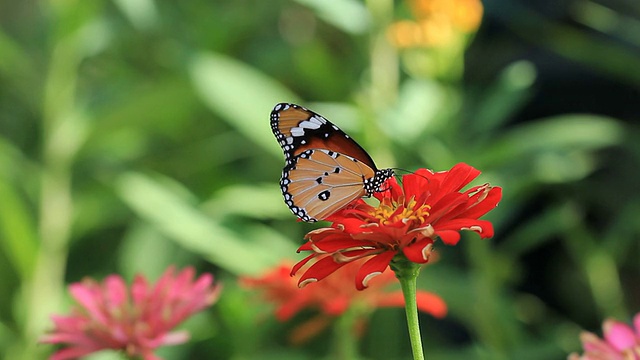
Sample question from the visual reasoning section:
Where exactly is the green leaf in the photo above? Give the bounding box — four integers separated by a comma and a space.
115, 172, 296, 275
112, 0, 159, 30
471, 60, 537, 133
0, 179, 37, 280
189, 52, 299, 157
295, 0, 370, 34
0, 29, 33, 84
480, 114, 624, 165
202, 184, 290, 219
117, 224, 192, 279
0, 138, 38, 280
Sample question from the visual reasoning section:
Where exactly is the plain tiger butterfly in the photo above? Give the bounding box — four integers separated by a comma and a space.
270, 103, 394, 222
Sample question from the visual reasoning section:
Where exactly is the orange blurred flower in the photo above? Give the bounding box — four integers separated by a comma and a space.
241, 260, 446, 344
388, 0, 484, 48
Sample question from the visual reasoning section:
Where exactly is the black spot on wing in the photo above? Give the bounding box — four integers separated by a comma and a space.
318, 190, 331, 201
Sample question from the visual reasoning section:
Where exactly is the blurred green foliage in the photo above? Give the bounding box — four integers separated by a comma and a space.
0, 0, 638, 359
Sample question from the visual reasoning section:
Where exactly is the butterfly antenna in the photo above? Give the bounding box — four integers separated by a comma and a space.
390, 167, 431, 185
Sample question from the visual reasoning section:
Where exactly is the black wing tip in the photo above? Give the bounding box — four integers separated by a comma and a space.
271, 103, 286, 114
273, 102, 308, 112
272, 102, 297, 111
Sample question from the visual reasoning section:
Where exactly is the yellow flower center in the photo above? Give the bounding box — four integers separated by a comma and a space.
370, 196, 431, 226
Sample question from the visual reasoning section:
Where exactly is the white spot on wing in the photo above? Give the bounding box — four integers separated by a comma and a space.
291, 127, 305, 137
299, 120, 321, 129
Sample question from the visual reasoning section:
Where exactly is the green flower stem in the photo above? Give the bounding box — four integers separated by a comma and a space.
391, 254, 424, 360
333, 308, 362, 360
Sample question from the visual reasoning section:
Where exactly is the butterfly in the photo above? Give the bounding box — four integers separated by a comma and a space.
270, 103, 394, 222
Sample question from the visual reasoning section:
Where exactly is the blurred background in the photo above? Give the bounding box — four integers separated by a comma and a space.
0, 0, 638, 359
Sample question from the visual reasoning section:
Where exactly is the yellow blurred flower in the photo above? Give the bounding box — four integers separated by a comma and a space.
388, 0, 483, 49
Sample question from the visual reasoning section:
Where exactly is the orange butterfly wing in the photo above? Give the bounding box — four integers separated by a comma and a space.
282, 149, 376, 221
271, 103, 392, 222
271, 103, 377, 168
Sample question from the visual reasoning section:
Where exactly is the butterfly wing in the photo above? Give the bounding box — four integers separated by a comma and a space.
282, 149, 376, 222
271, 103, 378, 169
271, 103, 393, 222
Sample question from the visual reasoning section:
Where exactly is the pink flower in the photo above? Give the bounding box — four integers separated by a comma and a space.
569, 313, 640, 360
41, 266, 221, 360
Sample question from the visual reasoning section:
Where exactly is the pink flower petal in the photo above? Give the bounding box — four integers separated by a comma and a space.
141, 350, 164, 360
49, 347, 98, 360
105, 275, 128, 307
131, 275, 150, 304
603, 319, 637, 351
154, 330, 190, 346
41, 266, 219, 359
68, 282, 109, 327
580, 331, 618, 354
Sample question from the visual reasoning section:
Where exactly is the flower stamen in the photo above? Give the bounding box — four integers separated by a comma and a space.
370, 196, 431, 225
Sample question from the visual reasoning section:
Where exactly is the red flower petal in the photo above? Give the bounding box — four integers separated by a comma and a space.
443, 163, 481, 192
372, 177, 403, 202
291, 253, 317, 276
275, 295, 310, 321
435, 230, 461, 245
354, 251, 396, 290
311, 237, 378, 253
402, 169, 430, 199
436, 219, 494, 239
321, 296, 350, 315
292, 163, 501, 291
403, 240, 434, 263
459, 186, 502, 219
297, 256, 348, 287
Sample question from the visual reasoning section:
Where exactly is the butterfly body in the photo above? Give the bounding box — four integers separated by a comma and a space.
271, 103, 393, 222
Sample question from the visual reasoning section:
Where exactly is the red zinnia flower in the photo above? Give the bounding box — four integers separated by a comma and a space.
242, 260, 446, 344
41, 266, 222, 360
292, 162, 502, 290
